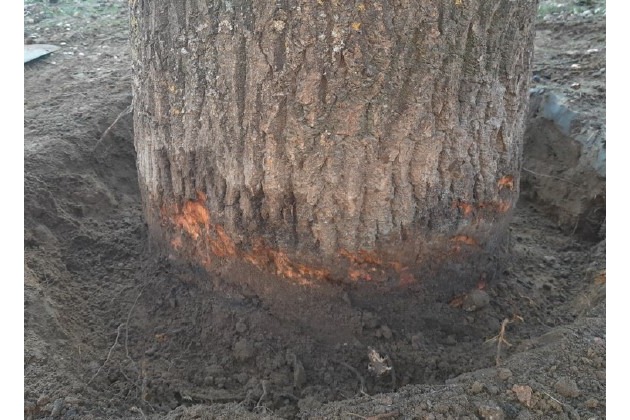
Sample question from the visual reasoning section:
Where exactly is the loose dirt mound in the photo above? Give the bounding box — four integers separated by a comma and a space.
24, 1, 605, 419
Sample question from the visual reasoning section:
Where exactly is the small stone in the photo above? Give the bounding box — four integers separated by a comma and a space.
463, 289, 490, 311
235, 320, 247, 333
470, 381, 485, 394
512, 384, 533, 407
554, 377, 580, 398
51, 398, 64, 417
497, 368, 513, 381
446, 335, 457, 345
584, 398, 598, 408
478, 403, 505, 420
233, 338, 255, 362
435, 402, 449, 414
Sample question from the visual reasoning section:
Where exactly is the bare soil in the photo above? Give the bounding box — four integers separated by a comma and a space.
24, 1, 605, 419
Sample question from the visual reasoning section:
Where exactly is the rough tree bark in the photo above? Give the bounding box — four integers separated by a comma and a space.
130, 0, 537, 293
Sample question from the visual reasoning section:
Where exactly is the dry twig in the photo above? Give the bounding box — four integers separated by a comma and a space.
486, 315, 524, 366
254, 379, 269, 412
87, 323, 124, 385
125, 288, 144, 361
129, 406, 147, 420
522, 167, 580, 186
93, 103, 133, 152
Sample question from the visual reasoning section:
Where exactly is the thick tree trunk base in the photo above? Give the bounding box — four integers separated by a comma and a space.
131, 0, 536, 301
144, 186, 512, 298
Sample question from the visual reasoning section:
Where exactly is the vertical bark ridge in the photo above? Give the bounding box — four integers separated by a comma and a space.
132, 0, 537, 285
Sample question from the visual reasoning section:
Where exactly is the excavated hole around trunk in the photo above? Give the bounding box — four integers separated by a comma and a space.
40, 117, 597, 419
24, 6, 606, 418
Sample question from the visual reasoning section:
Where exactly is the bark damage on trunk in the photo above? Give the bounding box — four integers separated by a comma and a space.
131, 0, 537, 291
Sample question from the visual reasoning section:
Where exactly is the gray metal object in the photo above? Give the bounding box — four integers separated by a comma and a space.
24, 44, 60, 63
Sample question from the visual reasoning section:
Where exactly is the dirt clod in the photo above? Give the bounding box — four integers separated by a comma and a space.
379, 325, 393, 340
497, 368, 513, 381
477, 402, 505, 420
512, 384, 533, 407
470, 381, 485, 394
463, 289, 490, 311
554, 376, 581, 398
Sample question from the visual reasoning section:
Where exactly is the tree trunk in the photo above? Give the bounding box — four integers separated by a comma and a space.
130, 0, 537, 293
